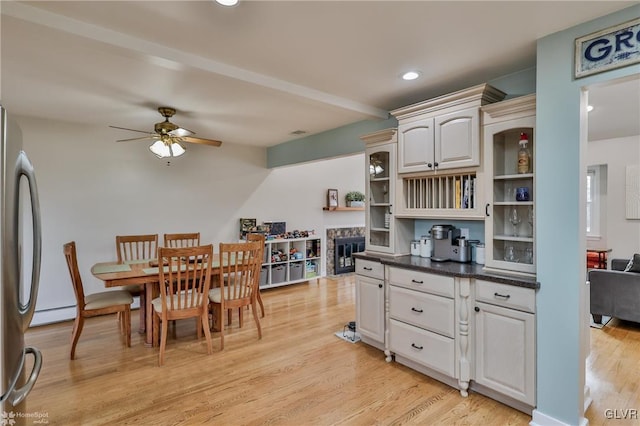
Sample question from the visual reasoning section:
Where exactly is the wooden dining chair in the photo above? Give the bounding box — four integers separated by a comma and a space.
116, 234, 158, 332
163, 232, 200, 248
64, 241, 133, 360
151, 244, 213, 366
209, 241, 263, 350
245, 233, 266, 318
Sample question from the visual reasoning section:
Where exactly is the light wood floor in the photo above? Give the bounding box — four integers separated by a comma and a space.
22, 275, 640, 425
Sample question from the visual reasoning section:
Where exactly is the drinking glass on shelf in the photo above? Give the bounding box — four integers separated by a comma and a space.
505, 183, 514, 202
527, 207, 534, 236
509, 206, 521, 237
524, 247, 534, 264
504, 245, 518, 263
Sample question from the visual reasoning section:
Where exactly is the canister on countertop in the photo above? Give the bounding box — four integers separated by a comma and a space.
410, 240, 420, 256
475, 243, 485, 265
419, 235, 432, 258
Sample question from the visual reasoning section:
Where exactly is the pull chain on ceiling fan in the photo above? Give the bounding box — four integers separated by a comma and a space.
110, 107, 222, 158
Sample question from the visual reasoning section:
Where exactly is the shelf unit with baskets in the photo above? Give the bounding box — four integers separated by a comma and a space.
258, 236, 323, 289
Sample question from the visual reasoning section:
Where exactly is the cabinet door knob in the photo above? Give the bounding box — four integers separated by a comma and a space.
474, 306, 480, 312
434, 162, 439, 168
427, 163, 433, 168
378, 284, 383, 289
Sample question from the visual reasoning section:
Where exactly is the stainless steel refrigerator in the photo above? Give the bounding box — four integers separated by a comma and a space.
0, 105, 42, 422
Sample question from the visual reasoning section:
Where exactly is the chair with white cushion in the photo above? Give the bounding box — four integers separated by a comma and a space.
152, 244, 213, 366
64, 241, 133, 360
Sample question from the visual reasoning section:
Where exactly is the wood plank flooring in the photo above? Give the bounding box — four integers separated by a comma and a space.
22, 275, 640, 425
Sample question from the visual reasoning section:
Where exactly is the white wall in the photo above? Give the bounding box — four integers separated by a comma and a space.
587, 135, 640, 259
19, 116, 364, 324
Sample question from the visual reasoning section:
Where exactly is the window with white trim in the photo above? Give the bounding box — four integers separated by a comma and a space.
586, 166, 600, 237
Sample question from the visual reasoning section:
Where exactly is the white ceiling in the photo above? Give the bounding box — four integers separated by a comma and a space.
1, 1, 637, 149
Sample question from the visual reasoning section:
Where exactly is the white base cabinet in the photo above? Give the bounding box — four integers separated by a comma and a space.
387, 267, 457, 377
355, 259, 385, 349
473, 280, 536, 408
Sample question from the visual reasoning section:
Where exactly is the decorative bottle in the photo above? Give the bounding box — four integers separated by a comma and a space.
517, 132, 531, 174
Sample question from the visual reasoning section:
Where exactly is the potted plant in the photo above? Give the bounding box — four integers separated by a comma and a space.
345, 191, 365, 207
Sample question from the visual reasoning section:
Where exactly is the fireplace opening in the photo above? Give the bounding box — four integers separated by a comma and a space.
334, 236, 365, 275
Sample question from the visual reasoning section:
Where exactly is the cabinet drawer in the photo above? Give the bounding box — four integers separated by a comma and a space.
389, 319, 455, 377
390, 285, 455, 338
355, 259, 384, 280
388, 267, 454, 298
475, 280, 535, 313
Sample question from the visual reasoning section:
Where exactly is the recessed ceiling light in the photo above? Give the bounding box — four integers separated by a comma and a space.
215, 0, 238, 6
587, 105, 594, 112
402, 71, 421, 81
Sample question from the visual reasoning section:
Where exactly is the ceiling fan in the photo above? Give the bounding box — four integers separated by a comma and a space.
110, 107, 222, 158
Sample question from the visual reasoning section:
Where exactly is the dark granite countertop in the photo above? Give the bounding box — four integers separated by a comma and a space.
353, 252, 539, 289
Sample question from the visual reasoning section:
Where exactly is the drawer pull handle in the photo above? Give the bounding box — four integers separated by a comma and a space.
411, 279, 424, 284
494, 292, 511, 299
363, 267, 373, 271
411, 307, 423, 313
411, 343, 424, 350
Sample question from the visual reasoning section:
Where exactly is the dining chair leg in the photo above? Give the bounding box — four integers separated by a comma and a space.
159, 316, 169, 366
138, 292, 146, 334
256, 290, 265, 318
152, 311, 159, 348
70, 315, 85, 360
251, 301, 262, 339
239, 307, 244, 328
201, 312, 213, 355
124, 306, 131, 348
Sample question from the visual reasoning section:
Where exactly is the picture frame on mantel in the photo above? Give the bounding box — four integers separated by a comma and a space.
327, 189, 339, 208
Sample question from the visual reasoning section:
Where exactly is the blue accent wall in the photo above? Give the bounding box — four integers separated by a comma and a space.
266, 117, 396, 168
536, 5, 640, 424
266, 67, 536, 169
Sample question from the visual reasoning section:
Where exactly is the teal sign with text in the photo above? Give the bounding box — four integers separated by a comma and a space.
575, 17, 640, 78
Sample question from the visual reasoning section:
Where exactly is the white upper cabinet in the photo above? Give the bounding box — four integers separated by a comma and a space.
392, 84, 505, 174
435, 107, 479, 170
397, 117, 435, 173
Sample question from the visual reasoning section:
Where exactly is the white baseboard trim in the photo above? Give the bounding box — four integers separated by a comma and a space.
31, 306, 76, 326
584, 385, 593, 414
530, 410, 589, 426
30, 298, 140, 327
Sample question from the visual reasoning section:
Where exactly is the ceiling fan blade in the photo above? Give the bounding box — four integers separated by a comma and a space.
181, 136, 222, 147
109, 125, 153, 134
169, 127, 194, 137
116, 135, 158, 142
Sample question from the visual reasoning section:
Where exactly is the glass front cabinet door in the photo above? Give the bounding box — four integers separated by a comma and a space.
362, 129, 397, 254
482, 94, 536, 277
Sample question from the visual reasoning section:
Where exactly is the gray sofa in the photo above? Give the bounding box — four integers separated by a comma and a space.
589, 258, 640, 324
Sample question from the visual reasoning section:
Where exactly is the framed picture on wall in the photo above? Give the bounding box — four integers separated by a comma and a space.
327, 189, 339, 208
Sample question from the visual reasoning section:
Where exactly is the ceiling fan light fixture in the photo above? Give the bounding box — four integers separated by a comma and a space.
215, 0, 238, 6
170, 142, 186, 157
149, 140, 185, 158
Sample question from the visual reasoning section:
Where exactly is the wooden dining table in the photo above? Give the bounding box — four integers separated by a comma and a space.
91, 257, 224, 346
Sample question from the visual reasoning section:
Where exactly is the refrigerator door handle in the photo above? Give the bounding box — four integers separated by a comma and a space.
14, 151, 42, 330
6, 347, 43, 407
